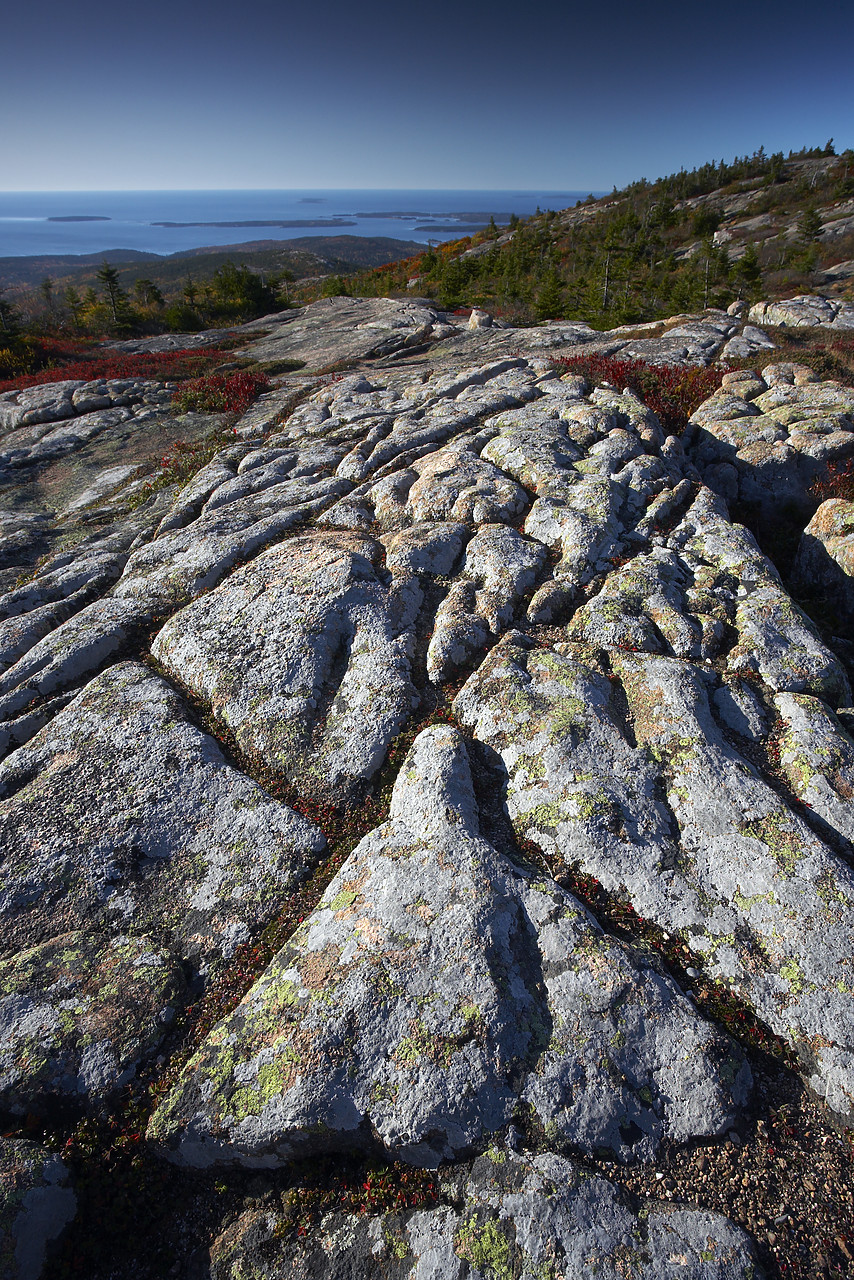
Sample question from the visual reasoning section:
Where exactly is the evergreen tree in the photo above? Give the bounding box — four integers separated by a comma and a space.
39, 277, 56, 325
64, 286, 84, 330
96, 262, 128, 324
735, 243, 762, 297
134, 278, 164, 307
798, 206, 823, 243
0, 289, 19, 336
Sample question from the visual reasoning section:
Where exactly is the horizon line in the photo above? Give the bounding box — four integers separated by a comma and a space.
0, 186, 603, 196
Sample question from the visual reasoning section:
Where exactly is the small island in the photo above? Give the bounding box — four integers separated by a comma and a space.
47, 215, 112, 222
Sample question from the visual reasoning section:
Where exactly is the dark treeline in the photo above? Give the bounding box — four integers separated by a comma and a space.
0, 260, 291, 381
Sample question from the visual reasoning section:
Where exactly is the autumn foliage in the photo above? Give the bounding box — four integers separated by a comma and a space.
551, 352, 724, 434
171, 369, 270, 415
0, 339, 228, 394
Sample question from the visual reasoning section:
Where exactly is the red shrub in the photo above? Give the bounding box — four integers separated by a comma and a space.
0, 340, 228, 394
552, 353, 724, 435
810, 458, 854, 503
172, 369, 270, 416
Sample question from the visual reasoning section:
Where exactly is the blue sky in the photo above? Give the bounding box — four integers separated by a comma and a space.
3, 0, 851, 191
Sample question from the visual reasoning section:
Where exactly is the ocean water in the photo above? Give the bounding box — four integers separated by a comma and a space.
0, 190, 594, 259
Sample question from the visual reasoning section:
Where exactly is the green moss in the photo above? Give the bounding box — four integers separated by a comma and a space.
732, 888, 776, 912
778, 957, 809, 998
524, 801, 565, 832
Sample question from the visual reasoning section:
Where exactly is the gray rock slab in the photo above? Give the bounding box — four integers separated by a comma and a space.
59, 464, 139, 514
0, 597, 149, 724
0, 931, 185, 1114
0, 382, 84, 432
774, 691, 854, 846
151, 530, 422, 800
454, 634, 854, 1116
114, 474, 351, 608
427, 524, 547, 681
791, 498, 854, 621
0, 662, 325, 968
748, 295, 845, 328
686, 375, 854, 523
148, 725, 748, 1170
242, 298, 443, 370
0, 408, 134, 471
382, 521, 469, 575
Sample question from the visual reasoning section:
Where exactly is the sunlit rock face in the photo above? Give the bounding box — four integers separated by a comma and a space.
3, 294, 854, 1277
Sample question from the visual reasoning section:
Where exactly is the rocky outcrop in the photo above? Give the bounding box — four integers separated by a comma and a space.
148, 725, 749, 1170
3, 296, 854, 1277
684, 363, 854, 520
791, 497, 854, 621
0, 1139, 75, 1280
0, 662, 324, 1114
748, 296, 854, 330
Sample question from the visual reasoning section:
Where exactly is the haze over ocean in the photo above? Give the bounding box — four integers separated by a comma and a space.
0, 190, 592, 259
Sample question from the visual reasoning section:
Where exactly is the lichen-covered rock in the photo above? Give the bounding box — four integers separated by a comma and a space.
241, 297, 446, 370
566, 549, 705, 658
382, 521, 469, 575
748, 295, 854, 329
151, 530, 422, 800
685, 373, 854, 521
0, 1139, 75, 1280
427, 525, 546, 680
147, 725, 748, 1169
774, 691, 854, 845
208, 1150, 759, 1280
0, 932, 184, 1114
728, 578, 850, 701
0, 598, 150, 726
114, 474, 351, 608
455, 634, 854, 1115
671, 487, 849, 702
0, 662, 324, 964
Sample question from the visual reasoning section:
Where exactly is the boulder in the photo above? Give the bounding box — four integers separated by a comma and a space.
791, 498, 854, 621
0, 1139, 76, 1280
151, 531, 423, 801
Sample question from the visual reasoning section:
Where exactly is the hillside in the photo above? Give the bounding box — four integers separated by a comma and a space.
0, 236, 428, 316
320, 145, 854, 326
3, 141, 854, 1280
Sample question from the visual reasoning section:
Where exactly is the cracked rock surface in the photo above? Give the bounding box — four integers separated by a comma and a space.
208, 1150, 760, 1279
3, 296, 854, 1277
148, 725, 749, 1169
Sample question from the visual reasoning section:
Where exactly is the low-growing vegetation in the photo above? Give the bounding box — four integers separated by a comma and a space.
0, 338, 229, 392
172, 368, 270, 415
551, 352, 724, 433
811, 457, 854, 502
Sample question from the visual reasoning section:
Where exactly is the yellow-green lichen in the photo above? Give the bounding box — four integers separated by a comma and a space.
454, 1217, 513, 1280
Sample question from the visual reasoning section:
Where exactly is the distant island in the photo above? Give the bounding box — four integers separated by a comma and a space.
151, 218, 357, 229
47, 215, 112, 222
413, 222, 489, 232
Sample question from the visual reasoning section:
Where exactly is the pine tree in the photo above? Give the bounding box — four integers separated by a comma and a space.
64, 286, 84, 330
798, 206, 823, 243
96, 262, 128, 324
